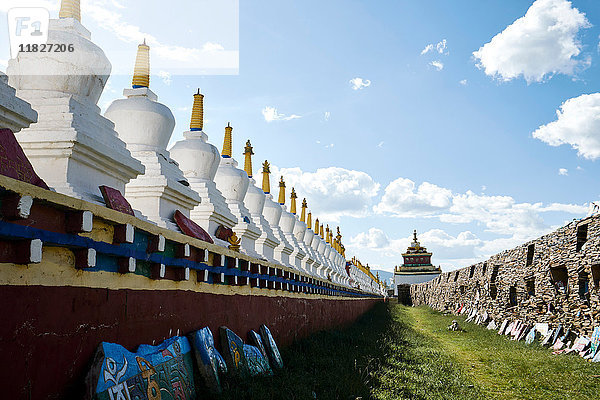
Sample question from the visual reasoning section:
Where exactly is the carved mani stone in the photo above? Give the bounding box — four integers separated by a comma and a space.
85, 336, 196, 400
174, 210, 214, 244
188, 327, 227, 394
99, 185, 134, 216
0, 129, 48, 189
259, 324, 283, 370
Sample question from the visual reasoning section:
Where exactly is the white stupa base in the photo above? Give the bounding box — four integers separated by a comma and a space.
0, 74, 37, 132
252, 219, 278, 263
226, 201, 262, 259
125, 150, 200, 230
12, 94, 144, 203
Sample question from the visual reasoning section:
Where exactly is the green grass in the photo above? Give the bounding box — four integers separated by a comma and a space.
215, 303, 600, 399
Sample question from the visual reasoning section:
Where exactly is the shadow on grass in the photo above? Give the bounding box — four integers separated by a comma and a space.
214, 303, 482, 400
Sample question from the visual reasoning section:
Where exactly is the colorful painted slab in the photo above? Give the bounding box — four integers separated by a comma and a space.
534, 323, 549, 337
0, 129, 48, 189
550, 324, 563, 346
188, 327, 227, 394
525, 328, 537, 344
260, 324, 283, 370
248, 330, 268, 359
243, 344, 272, 376
174, 210, 214, 244
590, 327, 600, 354
219, 326, 248, 377
541, 329, 555, 346
99, 186, 134, 216
498, 320, 509, 335
86, 336, 196, 400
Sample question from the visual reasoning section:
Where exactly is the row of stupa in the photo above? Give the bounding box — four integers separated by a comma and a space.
3, 0, 382, 292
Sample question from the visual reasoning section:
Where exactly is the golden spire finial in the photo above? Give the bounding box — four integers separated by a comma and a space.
243, 140, 254, 178
307, 211, 312, 229
132, 40, 150, 88
320, 224, 324, 239
300, 198, 307, 222
222, 123, 233, 158
326, 225, 331, 244
314, 217, 319, 233
290, 188, 297, 214
190, 89, 204, 131
262, 161, 271, 193
59, 0, 81, 21
278, 176, 286, 205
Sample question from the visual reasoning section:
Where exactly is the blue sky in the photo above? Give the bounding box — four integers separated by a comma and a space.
3, 0, 600, 272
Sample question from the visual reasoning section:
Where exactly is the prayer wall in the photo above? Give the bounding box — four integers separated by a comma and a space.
411, 214, 600, 335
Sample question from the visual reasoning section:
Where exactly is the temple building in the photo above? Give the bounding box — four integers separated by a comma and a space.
394, 230, 441, 300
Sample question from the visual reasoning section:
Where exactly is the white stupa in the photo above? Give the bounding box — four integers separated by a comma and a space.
261, 162, 294, 268
303, 212, 324, 277
7, 0, 144, 202
241, 141, 279, 262
169, 91, 237, 247
277, 183, 306, 271
213, 124, 262, 258
292, 198, 318, 276
104, 42, 200, 229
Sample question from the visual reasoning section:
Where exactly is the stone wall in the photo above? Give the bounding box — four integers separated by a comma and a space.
411, 214, 600, 336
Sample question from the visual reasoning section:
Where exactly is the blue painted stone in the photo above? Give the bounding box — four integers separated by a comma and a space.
188, 327, 227, 394
86, 336, 196, 400
259, 324, 283, 370
243, 344, 272, 376
219, 326, 248, 377
248, 330, 268, 359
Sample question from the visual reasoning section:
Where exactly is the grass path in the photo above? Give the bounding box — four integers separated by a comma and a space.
407, 306, 600, 400
215, 303, 600, 399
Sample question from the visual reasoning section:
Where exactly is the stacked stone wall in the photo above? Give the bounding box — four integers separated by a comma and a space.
411, 214, 600, 336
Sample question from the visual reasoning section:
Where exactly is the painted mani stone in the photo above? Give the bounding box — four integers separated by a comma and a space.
188, 327, 227, 394
243, 344, 272, 376
248, 330, 268, 359
219, 326, 248, 377
0, 129, 49, 189
86, 336, 196, 400
259, 325, 283, 370
174, 210, 214, 244
99, 185, 135, 216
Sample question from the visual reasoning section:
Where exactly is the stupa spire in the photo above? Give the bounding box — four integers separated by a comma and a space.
326, 225, 331, 244
262, 161, 271, 194
320, 224, 324, 239
222, 123, 232, 158
290, 188, 297, 214
314, 217, 319, 233
190, 89, 204, 131
300, 198, 307, 222
278, 176, 286, 205
243, 140, 254, 178
307, 211, 312, 229
132, 40, 150, 89
59, 0, 81, 21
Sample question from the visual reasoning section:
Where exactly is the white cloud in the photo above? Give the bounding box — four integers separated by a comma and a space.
421, 39, 448, 55
375, 178, 453, 217
460, 79, 468, 85
202, 42, 225, 52
558, 168, 569, 176
533, 93, 600, 160
473, 0, 591, 83
349, 77, 371, 90
157, 70, 172, 85
377, 141, 384, 148
430, 61, 444, 71
262, 106, 302, 122
271, 166, 380, 221
436, 39, 448, 55
324, 111, 331, 121
421, 44, 434, 55
375, 177, 587, 240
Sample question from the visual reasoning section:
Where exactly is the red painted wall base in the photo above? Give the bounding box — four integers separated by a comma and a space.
0, 285, 379, 399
